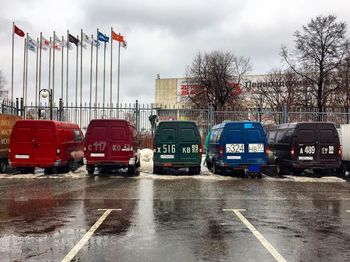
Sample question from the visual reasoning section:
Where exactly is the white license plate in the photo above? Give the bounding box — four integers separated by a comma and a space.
226, 144, 244, 153
227, 156, 241, 160
90, 153, 105, 157
298, 156, 313, 161
160, 155, 174, 159
15, 154, 29, 159
249, 144, 264, 153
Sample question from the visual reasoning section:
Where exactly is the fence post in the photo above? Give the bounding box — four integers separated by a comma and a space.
20, 98, 24, 118
283, 104, 288, 124
135, 100, 140, 132
16, 98, 20, 116
208, 102, 214, 129
59, 98, 63, 121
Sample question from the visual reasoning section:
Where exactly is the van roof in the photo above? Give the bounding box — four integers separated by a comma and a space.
271, 122, 335, 130
158, 120, 196, 124
15, 120, 80, 129
212, 121, 262, 130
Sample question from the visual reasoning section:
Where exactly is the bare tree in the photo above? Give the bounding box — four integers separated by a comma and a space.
0, 70, 6, 100
185, 51, 251, 110
250, 68, 304, 111
281, 14, 349, 113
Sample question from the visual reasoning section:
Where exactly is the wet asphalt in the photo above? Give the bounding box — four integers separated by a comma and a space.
0, 170, 349, 262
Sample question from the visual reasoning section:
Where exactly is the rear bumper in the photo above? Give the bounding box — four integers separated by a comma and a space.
86, 157, 135, 167
154, 161, 201, 168
216, 160, 267, 171
290, 160, 341, 169
9, 159, 68, 168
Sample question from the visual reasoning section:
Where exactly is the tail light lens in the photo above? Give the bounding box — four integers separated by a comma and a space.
199, 144, 203, 155
56, 148, 60, 155
339, 145, 342, 159
291, 145, 295, 160
265, 145, 269, 158
153, 144, 156, 153
219, 146, 223, 159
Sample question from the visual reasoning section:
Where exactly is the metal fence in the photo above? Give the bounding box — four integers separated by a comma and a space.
3, 98, 350, 148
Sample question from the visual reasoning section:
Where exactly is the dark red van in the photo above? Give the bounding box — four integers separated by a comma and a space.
9, 120, 84, 174
84, 119, 140, 175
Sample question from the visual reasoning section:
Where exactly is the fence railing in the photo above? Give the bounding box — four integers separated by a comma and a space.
3, 99, 350, 148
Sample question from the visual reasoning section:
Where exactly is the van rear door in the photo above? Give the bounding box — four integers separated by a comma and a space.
224, 128, 245, 163
317, 123, 339, 161
177, 123, 200, 163
33, 121, 57, 163
11, 122, 34, 163
295, 124, 317, 161
155, 122, 177, 162
109, 121, 132, 162
86, 123, 108, 160
246, 125, 266, 164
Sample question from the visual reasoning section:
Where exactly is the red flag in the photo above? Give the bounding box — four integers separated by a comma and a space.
14, 25, 25, 37
112, 31, 124, 42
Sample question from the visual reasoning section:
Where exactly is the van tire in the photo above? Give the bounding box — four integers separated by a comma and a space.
213, 162, 221, 175
86, 165, 95, 175
275, 163, 284, 177
153, 165, 163, 174
205, 160, 212, 169
189, 166, 201, 175
128, 165, 136, 175
0, 160, 8, 173
257, 172, 263, 179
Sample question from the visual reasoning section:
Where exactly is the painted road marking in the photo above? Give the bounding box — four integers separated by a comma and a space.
223, 209, 287, 262
62, 209, 121, 262
347, 210, 350, 213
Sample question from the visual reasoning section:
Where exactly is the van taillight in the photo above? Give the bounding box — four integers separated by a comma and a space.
153, 144, 156, 153
265, 145, 269, 158
219, 146, 223, 158
56, 148, 60, 155
291, 145, 295, 160
339, 145, 342, 159
199, 144, 203, 154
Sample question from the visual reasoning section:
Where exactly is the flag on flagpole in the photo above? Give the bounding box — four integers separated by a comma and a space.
122, 41, 127, 49
14, 25, 25, 37
53, 33, 62, 50
112, 31, 124, 42
98, 31, 109, 42
82, 32, 91, 43
92, 39, 100, 47
41, 37, 50, 50
28, 36, 37, 52
69, 34, 79, 46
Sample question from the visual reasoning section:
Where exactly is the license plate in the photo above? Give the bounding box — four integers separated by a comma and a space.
298, 156, 313, 160
15, 154, 29, 159
320, 146, 335, 155
248, 166, 260, 172
248, 144, 264, 153
299, 145, 315, 155
90, 153, 105, 157
160, 155, 174, 159
226, 144, 244, 153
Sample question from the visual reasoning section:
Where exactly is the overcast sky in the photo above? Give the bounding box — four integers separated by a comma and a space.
1, 0, 350, 105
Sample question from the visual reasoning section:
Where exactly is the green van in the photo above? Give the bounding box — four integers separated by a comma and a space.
153, 121, 202, 175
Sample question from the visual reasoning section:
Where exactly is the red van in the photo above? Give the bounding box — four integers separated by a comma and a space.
9, 120, 84, 174
84, 119, 140, 175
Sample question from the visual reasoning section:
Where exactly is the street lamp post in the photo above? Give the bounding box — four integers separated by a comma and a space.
39, 89, 52, 120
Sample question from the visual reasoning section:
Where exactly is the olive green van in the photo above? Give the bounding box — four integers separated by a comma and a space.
153, 121, 202, 174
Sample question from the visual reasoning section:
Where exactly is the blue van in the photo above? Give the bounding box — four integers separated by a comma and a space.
206, 121, 267, 178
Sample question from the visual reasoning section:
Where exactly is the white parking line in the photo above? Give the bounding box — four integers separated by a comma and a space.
62, 209, 121, 262
223, 209, 287, 262
347, 210, 350, 213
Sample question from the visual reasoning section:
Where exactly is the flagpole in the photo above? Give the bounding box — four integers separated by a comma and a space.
39, 32, 42, 113
80, 29, 83, 127
35, 37, 39, 108
61, 36, 64, 106
75, 35, 79, 123
103, 40, 106, 112
110, 27, 113, 116
117, 37, 121, 107
52, 31, 56, 105
66, 30, 69, 107
48, 37, 52, 102
89, 34, 93, 121
95, 28, 99, 117
22, 37, 26, 107
11, 22, 15, 104
25, 33, 29, 108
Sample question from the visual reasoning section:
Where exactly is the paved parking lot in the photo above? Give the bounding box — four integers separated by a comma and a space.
0, 168, 349, 262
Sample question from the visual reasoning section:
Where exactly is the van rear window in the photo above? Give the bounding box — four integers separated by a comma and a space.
299, 130, 315, 143
159, 128, 176, 142
319, 129, 335, 143
227, 130, 241, 142
247, 130, 262, 142
35, 128, 53, 142
180, 128, 195, 142
111, 127, 127, 141
16, 127, 32, 142
91, 127, 107, 140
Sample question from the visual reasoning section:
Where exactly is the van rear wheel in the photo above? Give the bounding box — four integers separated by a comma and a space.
0, 160, 8, 173
213, 162, 221, 175
153, 165, 163, 174
189, 166, 201, 175
86, 165, 94, 175
128, 165, 136, 176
